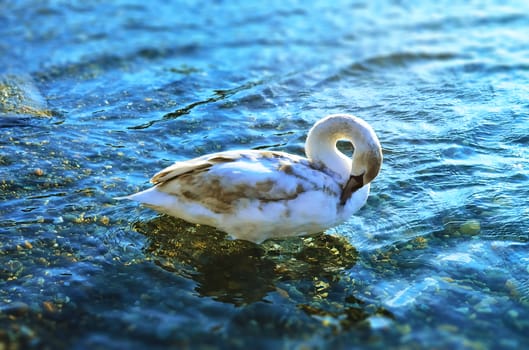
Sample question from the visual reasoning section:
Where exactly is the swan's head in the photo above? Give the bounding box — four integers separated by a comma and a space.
305, 113, 383, 204
340, 121, 382, 204
357, 144, 383, 186
341, 144, 382, 203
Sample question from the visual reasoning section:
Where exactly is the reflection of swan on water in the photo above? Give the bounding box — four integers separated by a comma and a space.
120, 114, 382, 243
134, 215, 359, 305
135, 215, 392, 325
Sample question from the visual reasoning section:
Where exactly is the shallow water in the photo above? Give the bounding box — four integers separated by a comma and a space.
2, 1, 529, 349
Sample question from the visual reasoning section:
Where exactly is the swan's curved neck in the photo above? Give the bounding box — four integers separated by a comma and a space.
305, 114, 381, 185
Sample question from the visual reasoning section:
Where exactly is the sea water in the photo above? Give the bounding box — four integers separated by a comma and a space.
1, 1, 529, 348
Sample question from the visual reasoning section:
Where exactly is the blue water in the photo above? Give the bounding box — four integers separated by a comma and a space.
2, 1, 529, 349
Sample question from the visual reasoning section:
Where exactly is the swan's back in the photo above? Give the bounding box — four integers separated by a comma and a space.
124, 150, 366, 243
121, 114, 381, 243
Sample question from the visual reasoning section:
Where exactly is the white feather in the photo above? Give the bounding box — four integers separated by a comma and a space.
120, 114, 382, 243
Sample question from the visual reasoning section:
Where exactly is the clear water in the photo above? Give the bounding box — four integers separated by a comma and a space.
2, 1, 529, 349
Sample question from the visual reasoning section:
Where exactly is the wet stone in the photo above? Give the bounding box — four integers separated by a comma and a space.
1, 301, 30, 317
460, 220, 481, 235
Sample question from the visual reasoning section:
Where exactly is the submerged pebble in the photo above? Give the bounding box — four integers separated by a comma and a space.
459, 220, 481, 235
1, 301, 30, 317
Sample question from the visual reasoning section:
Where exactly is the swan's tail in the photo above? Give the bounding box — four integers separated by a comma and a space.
114, 187, 178, 209
114, 194, 133, 201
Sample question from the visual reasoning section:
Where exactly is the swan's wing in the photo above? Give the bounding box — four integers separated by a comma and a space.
150, 153, 236, 184
153, 150, 341, 205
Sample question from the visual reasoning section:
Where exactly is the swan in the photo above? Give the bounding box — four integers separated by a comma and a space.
119, 114, 382, 243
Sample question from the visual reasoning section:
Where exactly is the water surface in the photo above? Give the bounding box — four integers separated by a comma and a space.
2, 1, 529, 349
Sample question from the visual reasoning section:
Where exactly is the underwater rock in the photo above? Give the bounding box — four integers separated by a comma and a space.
0, 301, 30, 317
459, 220, 481, 235
0, 74, 52, 123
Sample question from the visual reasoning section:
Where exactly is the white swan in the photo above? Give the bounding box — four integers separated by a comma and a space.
120, 114, 382, 243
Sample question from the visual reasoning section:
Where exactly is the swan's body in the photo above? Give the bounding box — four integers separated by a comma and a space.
121, 114, 382, 243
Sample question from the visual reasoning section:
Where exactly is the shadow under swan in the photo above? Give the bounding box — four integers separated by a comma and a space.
132, 215, 393, 331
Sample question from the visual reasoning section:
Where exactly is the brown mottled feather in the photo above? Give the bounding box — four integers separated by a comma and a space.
150, 154, 240, 184
151, 151, 340, 215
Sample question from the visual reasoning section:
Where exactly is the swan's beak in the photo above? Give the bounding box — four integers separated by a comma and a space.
340, 173, 364, 205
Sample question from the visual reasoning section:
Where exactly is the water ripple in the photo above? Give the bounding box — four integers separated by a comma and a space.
3, 1, 529, 349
